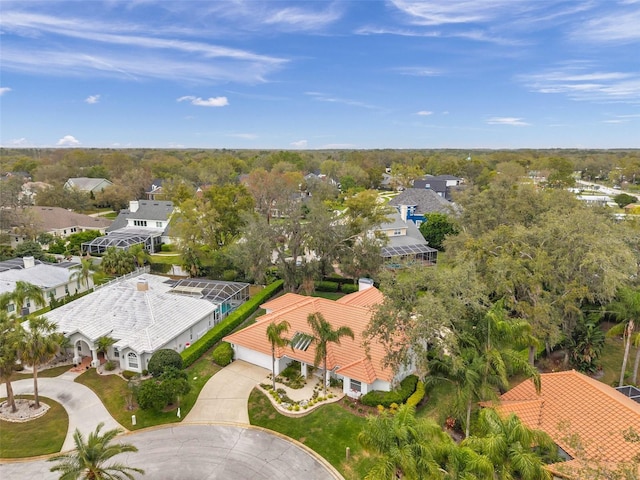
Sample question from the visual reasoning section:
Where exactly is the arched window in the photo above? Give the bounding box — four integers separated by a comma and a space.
127, 352, 139, 369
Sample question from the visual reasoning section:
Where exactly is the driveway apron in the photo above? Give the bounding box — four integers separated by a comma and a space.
184, 360, 269, 424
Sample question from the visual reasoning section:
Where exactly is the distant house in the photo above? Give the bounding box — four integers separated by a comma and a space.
376, 210, 438, 264
64, 177, 113, 194
9, 206, 112, 248
145, 179, 166, 200
225, 281, 413, 398
20, 181, 52, 205
489, 370, 640, 479
413, 174, 463, 200
0, 256, 94, 316
388, 188, 456, 226
81, 200, 174, 254
45, 274, 249, 371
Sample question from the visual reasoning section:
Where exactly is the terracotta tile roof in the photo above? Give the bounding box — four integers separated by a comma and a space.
225, 288, 395, 384
491, 370, 640, 471
336, 287, 384, 308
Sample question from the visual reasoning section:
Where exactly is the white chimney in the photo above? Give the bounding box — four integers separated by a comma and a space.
22, 256, 35, 269
129, 200, 139, 213
137, 278, 149, 291
400, 205, 408, 222
358, 278, 374, 291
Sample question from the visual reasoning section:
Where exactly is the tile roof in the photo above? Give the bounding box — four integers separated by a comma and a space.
388, 188, 455, 215
225, 287, 395, 384
491, 370, 640, 473
0, 262, 75, 294
45, 274, 216, 353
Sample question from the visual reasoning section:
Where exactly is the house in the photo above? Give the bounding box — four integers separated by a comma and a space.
81, 200, 174, 254
45, 273, 249, 371
0, 256, 94, 315
9, 206, 112, 248
413, 174, 463, 201
388, 188, 456, 226
224, 281, 414, 398
376, 210, 438, 264
64, 177, 113, 194
145, 179, 166, 200
489, 370, 640, 478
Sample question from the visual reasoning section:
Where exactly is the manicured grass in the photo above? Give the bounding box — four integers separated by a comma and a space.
12, 364, 73, 381
75, 353, 220, 430
149, 254, 182, 265
0, 395, 68, 458
248, 388, 373, 480
600, 335, 637, 387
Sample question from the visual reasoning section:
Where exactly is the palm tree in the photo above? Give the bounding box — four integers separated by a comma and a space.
606, 287, 640, 386
0, 281, 45, 316
306, 312, 354, 397
48, 422, 144, 479
266, 320, 290, 391
129, 244, 150, 268
71, 258, 93, 291
101, 247, 136, 276
0, 312, 25, 413
96, 336, 116, 362
463, 408, 555, 480
20, 315, 64, 409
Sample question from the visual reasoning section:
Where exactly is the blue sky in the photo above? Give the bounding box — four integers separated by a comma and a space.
1, 0, 639, 149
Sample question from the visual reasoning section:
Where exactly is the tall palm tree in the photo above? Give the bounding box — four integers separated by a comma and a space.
48, 422, 144, 479
306, 312, 354, 397
0, 281, 45, 316
0, 312, 25, 413
129, 244, 150, 268
463, 408, 555, 480
606, 287, 640, 386
71, 258, 93, 291
266, 320, 290, 390
20, 315, 63, 409
96, 336, 116, 362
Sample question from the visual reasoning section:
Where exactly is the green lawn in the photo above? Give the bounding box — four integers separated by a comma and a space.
12, 364, 73, 381
248, 388, 374, 480
149, 254, 182, 265
0, 396, 68, 458
75, 353, 220, 430
600, 336, 637, 387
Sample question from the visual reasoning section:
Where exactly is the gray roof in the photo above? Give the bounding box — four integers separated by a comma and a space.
0, 261, 75, 295
45, 274, 216, 354
412, 179, 448, 193
106, 200, 174, 233
66, 177, 113, 192
22, 206, 112, 231
388, 188, 455, 215
378, 212, 437, 257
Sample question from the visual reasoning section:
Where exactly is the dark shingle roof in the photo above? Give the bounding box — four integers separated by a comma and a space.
388, 188, 455, 215
106, 201, 174, 232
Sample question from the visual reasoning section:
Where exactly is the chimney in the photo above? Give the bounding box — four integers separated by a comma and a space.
22, 256, 35, 269
129, 200, 139, 213
400, 205, 408, 222
137, 278, 149, 292
358, 278, 374, 291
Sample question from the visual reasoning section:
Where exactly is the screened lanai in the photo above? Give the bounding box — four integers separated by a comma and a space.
81, 229, 163, 255
382, 243, 438, 265
166, 278, 250, 322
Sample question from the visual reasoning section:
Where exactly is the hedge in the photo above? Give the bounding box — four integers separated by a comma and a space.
212, 342, 234, 367
340, 283, 358, 294
322, 275, 357, 285
405, 380, 425, 408
181, 280, 283, 367
315, 280, 339, 292
150, 262, 172, 274
360, 375, 418, 408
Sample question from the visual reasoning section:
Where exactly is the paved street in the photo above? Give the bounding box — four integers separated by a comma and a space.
0, 424, 342, 480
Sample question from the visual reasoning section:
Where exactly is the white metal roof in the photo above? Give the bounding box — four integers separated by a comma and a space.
0, 263, 73, 293
45, 274, 216, 354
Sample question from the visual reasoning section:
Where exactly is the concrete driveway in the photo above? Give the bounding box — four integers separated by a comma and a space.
10, 372, 124, 451
184, 360, 269, 424
0, 424, 343, 480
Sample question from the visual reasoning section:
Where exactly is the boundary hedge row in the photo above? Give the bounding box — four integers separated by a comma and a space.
181, 280, 284, 367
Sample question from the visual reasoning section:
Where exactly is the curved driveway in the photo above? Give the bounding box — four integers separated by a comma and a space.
0, 424, 342, 480
10, 372, 124, 451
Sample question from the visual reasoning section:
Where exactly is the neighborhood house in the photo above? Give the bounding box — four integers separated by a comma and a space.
45, 273, 249, 372
225, 280, 413, 398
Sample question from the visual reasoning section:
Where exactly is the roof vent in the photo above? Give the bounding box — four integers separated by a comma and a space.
137, 278, 149, 291
22, 256, 35, 269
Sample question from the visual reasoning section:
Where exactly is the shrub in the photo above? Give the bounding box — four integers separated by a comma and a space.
136, 380, 166, 411
104, 360, 116, 371
340, 283, 358, 294
181, 280, 284, 367
360, 375, 419, 408
315, 281, 339, 292
405, 380, 425, 408
148, 349, 183, 377
122, 370, 137, 380
212, 342, 234, 367
150, 262, 172, 274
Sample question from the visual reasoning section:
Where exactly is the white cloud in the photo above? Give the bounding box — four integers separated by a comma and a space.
10, 138, 28, 146
0, 87, 12, 96
85, 94, 100, 104
389, 0, 526, 26
226, 133, 257, 139
416, 110, 433, 116
177, 96, 229, 107
486, 117, 530, 126
56, 135, 80, 146
571, 7, 640, 44
305, 91, 378, 110
290, 139, 308, 148
265, 6, 341, 30
394, 66, 442, 77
